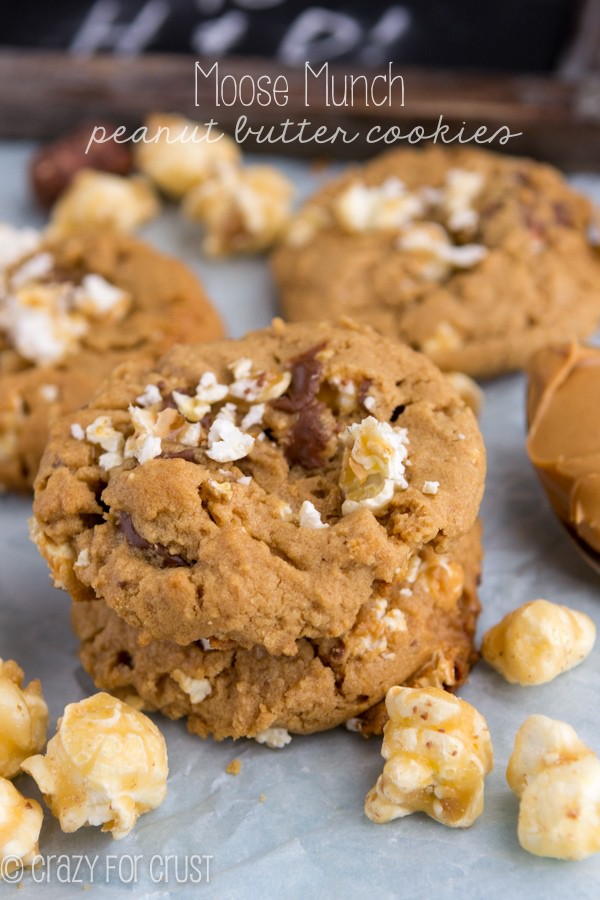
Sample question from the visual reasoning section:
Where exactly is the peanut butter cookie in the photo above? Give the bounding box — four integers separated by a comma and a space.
0, 227, 223, 490
272, 147, 600, 378
31, 320, 484, 657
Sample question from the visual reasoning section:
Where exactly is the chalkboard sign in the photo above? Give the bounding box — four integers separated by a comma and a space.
1, 0, 584, 73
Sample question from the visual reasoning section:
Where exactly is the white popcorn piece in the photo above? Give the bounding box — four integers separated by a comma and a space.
171, 392, 210, 424
482, 599, 596, 686
39, 384, 59, 403
0, 777, 43, 874
22, 693, 168, 840
196, 371, 229, 404
49, 170, 159, 236
72, 274, 131, 321
229, 361, 291, 403
207, 479, 233, 499
0, 659, 48, 780
0, 224, 41, 272
507, 715, 600, 860
254, 727, 292, 749
329, 375, 357, 414
179, 422, 202, 447
365, 686, 493, 827
123, 405, 185, 466
334, 178, 425, 234
206, 405, 255, 463
351, 595, 408, 657
136, 384, 163, 409
340, 416, 409, 515
240, 403, 265, 432
237, 475, 252, 485
345, 718, 363, 733
228, 357, 253, 380
74, 548, 90, 569
135, 113, 241, 199
85, 415, 125, 471
10, 251, 54, 288
0, 283, 88, 366
441, 169, 484, 233
363, 395, 376, 412
298, 500, 329, 530
397, 222, 487, 281
423, 481, 439, 495
183, 162, 295, 256
171, 670, 212, 704
71, 423, 85, 441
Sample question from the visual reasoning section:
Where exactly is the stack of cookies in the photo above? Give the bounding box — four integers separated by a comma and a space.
31, 320, 485, 741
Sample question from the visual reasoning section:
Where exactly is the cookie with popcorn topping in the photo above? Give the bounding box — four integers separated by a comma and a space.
272, 146, 600, 378
0, 227, 223, 491
31, 319, 484, 655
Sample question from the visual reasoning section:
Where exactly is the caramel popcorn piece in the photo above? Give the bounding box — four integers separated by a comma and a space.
365, 686, 493, 828
135, 113, 240, 199
0, 659, 48, 779
22, 692, 168, 840
340, 416, 409, 515
184, 163, 294, 256
49, 170, 159, 236
482, 599, 596, 686
507, 715, 600, 860
0, 778, 43, 875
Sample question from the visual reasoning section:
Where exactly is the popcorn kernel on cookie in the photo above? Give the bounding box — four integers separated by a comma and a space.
49, 170, 159, 237
135, 113, 240, 199
0, 777, 43, 875
21, 692, 168, 840
0, 659, 48, 779
507, 714, 600, 860
364, 686, 493, 828
482, 599, 596, 686
340, 416, 409, 515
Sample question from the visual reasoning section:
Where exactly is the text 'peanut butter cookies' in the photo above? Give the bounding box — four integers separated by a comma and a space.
72, 524, 481, 741
0, 227, 223, 491
31, 320, 485, 656
272, 147, 600, 379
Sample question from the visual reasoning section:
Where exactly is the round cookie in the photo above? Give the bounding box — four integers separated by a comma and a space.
272, 146, 600, 379
0, 227, 223, 491
72, 523, 481, 740
32, 319, 485, 656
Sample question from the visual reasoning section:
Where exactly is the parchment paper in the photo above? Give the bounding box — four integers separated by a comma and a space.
1, 144, 600, 899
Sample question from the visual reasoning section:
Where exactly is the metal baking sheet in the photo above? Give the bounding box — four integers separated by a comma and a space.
1, 143, 600, 898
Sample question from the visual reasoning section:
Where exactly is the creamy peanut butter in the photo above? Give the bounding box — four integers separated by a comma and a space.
527, 342, 600, 555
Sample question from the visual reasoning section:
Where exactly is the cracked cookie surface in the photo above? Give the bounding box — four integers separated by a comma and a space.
0, 228, 223, 491
272, 147, 600, 378
32, 319, 485, 655
72, 523, 481, 740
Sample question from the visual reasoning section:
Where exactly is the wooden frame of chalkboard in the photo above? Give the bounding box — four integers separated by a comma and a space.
0, 49, 598, 170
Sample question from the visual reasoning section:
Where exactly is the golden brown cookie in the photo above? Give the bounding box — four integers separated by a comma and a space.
272, 147, 600, 379
32, 320, 485, 656
72, 523, 481, 741
0, 227, 223, 491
